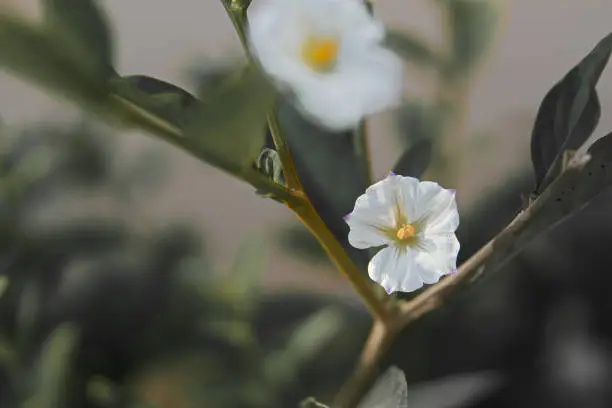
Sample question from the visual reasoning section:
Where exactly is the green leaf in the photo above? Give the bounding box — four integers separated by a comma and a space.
300, 397, 330, 408
385, 30, 439, 67
223, 232, 269, 314
441, 0, 499, 75
264, 307, 343, 388
501, 133, 612, 264
110, 75, 199, 129
0, 276, 7, 299
31, 324, 79, 408
531, 32, 612, 192
396, 101, 443, 144
393, 138, 433, 179
0, 15, 109, 106
42, 0, 114, 79
274, 101, 370, 269
357, 366, 408, 408
186, 68, 276, 171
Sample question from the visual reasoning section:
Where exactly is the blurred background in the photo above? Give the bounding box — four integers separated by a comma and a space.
1, 0, 612, 407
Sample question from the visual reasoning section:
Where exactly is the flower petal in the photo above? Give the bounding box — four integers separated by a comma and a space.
411, 182, 459, 233
368, 246, 423, 294
346, 175, 405, 248
415, 232, 460, 283
248, 0, 402, 131
294, 45, 403, 130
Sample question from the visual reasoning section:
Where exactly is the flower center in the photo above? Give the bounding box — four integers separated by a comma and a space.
396, 224, 416, 241
301, 35, 339, 73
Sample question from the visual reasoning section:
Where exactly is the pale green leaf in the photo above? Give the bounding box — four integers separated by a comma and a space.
385, 29, 439, 67
0, 276, 7, 299
185, 68, 276, 171
42, 0, 114, 79
0, 15, 108, 106
32, 324, 79, 408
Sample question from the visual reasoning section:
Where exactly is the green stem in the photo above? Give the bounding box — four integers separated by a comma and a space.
222, 0, 388, 320
110, 94, 301, 206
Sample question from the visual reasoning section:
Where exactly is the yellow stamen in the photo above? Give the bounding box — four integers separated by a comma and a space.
396, 224, 416, 241
301, 36, 339, 72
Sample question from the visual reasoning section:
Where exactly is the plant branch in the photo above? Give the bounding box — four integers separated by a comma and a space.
267, 108, 303, 190
109, 94, 302, 206
222, 0, 388, 319
293, 203, 389, 321
332, 153, 592, 407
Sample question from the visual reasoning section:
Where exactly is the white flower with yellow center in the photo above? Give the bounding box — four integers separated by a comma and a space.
247, 0, 404, 131
345, 173, 460, 294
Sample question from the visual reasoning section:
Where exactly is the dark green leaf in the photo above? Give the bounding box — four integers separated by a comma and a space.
441, 0, 498, 75
357, 366, 408, 408
186, 68, 276, 170
31, 324, 79, 408
393, 139, 433, 178
110, 75, 199, 129
42, 0, 114, 79
531, 32, 612, 192
273, 101, 370, 269
264, 307, 342, 388
0, 15, 109, 106
385, 30, 439, 67
488, 131, 612, 281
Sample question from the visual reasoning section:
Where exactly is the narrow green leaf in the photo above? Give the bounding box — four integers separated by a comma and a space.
0, 15, 108, 106
393, 138, 433, 179
264, 307, 343, 387
186, 68, 276, 170
0, 276, 7, 299
472, 131, 612, 293
385, 30, 439, 67
441, 0, 499, 75
505, 134, 612, 258
32, 324, 79, 408
42, 0, 114, 79
300, 397, 330, 408
397, 101, 443, 144
224, 232, 269, 313
110, 75, 199, 129
283, 307, 342, 363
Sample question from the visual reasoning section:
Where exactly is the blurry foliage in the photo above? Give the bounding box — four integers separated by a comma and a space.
3, 0, 612, 408
0, 122, 370, 408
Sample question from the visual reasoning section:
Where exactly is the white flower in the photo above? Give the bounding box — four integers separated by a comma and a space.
345, 173, 460, 294
247, 0, 403, 131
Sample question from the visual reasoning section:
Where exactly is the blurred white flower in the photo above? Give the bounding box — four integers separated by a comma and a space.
247, 0, 403, 131
345, 173, 460, 294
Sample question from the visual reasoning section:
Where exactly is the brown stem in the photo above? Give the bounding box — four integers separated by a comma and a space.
292, 203, 390, 321
332, 319, 399, 408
